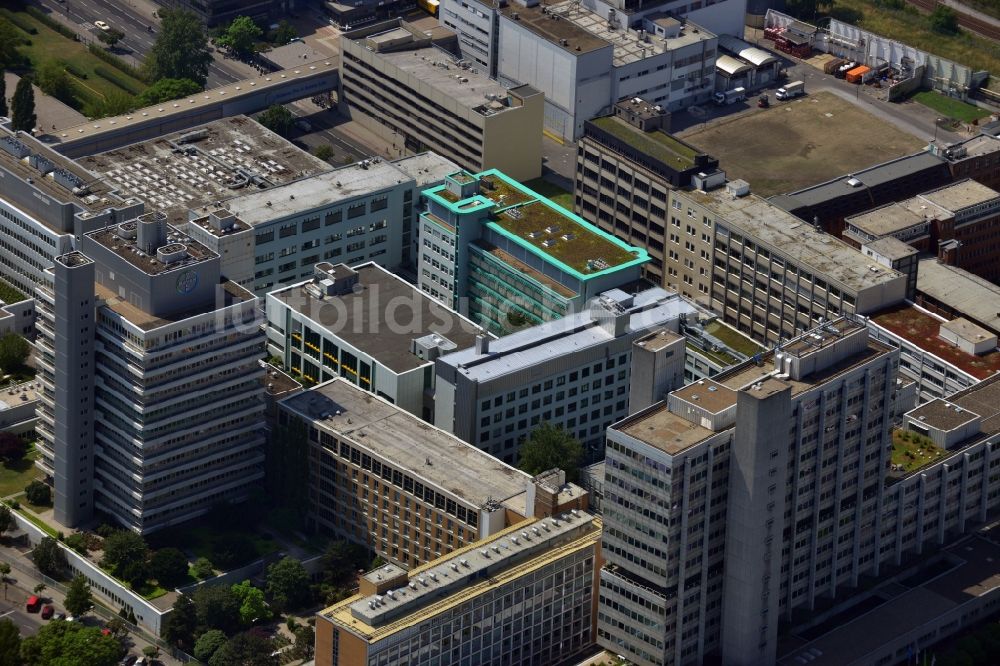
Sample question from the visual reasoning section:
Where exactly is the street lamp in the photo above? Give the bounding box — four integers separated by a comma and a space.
933, 118, 944, 141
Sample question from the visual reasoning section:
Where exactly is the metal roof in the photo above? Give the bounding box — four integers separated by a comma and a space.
716, 54, 751, 76
718, 35, 778, 68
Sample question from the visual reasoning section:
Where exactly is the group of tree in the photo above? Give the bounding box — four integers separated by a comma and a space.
20, 620, 123, 666
100, 529, 190, 588
0, 333, 30, 374
256, 104, 294, 137
135, 77, 200, 106
0, 504, 16, 538
30, 536, 67, 578
24, 480, 51, 506
934, 621, 1000, 665
145, 8, 213, 87
216, 16, 262, 56
0, 432, 27, 463
517, 422, 584, 483
929, 5, 960, 35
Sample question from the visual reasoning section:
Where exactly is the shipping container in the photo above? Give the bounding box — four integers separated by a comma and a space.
846, 65, 870, 84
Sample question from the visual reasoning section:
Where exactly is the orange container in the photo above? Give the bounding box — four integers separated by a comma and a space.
846, 65, 870, 84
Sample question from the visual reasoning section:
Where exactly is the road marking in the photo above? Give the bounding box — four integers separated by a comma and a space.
0, 610, 15, 618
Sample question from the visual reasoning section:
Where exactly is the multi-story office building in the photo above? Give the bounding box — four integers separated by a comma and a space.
497, 3, 717, 141
667, 183, 907, 345
420, 169, 648, 334
315, 509, 602, 666
598, 318, 900, 665
575, 98, 720, 285
867, 302, 1000, 403
267, 262, 486, 420
35, 213, 266, 533
844, 179, 1000, 284
0, 129, 142, 295
930, 132, 1000, 191
279, 377, 590, 569
340, 20, 544, 181
218, 153, 458, 294
435, 286, 693, 462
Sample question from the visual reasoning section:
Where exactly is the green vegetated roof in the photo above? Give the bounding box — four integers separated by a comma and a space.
591, 116, 699, 169
703, 320, 762, 357
891, 429, 948, 474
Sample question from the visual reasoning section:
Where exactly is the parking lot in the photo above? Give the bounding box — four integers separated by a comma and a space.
676, 90, 927, 196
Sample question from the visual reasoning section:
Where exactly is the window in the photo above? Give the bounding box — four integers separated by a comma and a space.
302, 216, 320, 232
347, 202, 366, 219
255, 230, 274, 244
279, 223, 297, 238
371, 195, 388, 211
326, 211, 342, 226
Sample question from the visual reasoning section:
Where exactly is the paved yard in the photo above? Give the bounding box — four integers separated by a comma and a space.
676, 91, 926, 196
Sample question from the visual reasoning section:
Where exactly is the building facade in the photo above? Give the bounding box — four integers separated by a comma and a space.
666, 184, 907, 345
435, 286, 692, 462
267, 262, 485, 420
575, 99, 719, 285
340, 20, 544, 181
420, 169, 648, 334
315, 509, 602, 666
279, 378, 591, 570
35, 213, 266, 533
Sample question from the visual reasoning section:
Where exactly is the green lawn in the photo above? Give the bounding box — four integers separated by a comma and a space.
913, 90, 991, 122
8, 497, 59, 538
823, 0, 1000, 82
135, 583, 169, 600
963, 0, 1000, 20
523, 178, 575, 211
0, 449, 40, 498
891, 430, 948, 473
2, 8, 145, 112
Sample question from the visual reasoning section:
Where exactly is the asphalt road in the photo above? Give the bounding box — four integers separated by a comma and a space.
0, 597, 44, 638
36, 0, 240, 87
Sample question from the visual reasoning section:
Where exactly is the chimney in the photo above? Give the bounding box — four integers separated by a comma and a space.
475, 335, 489, 354
136, 212, 167, 254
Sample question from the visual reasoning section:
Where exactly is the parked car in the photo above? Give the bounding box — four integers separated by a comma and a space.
120, 656, 138, 666
41, 605, 54, 619
94, 20, 110, 31
25, 596, 41, 613
54, 612, 66, 621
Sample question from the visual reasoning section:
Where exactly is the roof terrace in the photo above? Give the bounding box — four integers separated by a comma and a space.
589, 116, 700, 170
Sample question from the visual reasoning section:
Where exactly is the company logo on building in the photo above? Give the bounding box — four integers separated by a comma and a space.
176, 269, 199, 294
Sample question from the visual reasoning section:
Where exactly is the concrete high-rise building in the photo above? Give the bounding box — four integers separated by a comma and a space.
315, 509, 602, 666
35, 212, 266, 533
419, 169, 648, 334
597, 317, 899, 665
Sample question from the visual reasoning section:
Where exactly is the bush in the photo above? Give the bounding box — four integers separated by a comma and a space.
0, 432, 27, 462
64, 62, 88, 80
211, 533, 256, 568
92, 65, 144, 96
25, 6, 77, 39
25, 480, 51, 506
86, 44, 149, 83
0, 9, 38, 35
64, 532, 90, 554
149, 548, 189, 588
191, 556, 214, 579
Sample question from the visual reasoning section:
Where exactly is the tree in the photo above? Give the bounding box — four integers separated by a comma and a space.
0, 618, 21, 666
149, 547, 188, 587
232, 580, 269, 625
191, 556, 214, 579
256, 105, 293, 137
0, 562, 10, 582
0, 20, 24, 71
33, 583, 45, 596
20, 621, 123, 666
293, 624, 314, 659
218, 16, 262, 56
929, 5, 959, 34
0, 504, 15, 536
100, 531, 149, 586
320, 541, 368, 588
313, 144, 333, 161
142, 645, 160, 660
64, 532, 90, 555
211, 533, 255, 569
193, 584, 241, 635
517, 422, 584, 482
96, 28, 125, 48
36, 60, 74, 104
208, 631, 277, 666
162, 594, 197, 649
10, 77, 35, 133
145, 9, 213, 86
65, 575, 93, 617
0, 433, 27, 462
24, 480, 51, 506
104, 617, 128, 640
194, 629, 228, 662
0, 334, 29, 373
273, 20, 296, 46
0, 74, 7, 119
31, 536, 67, 578
265, 557, 310, 612
135, 77, 200, 106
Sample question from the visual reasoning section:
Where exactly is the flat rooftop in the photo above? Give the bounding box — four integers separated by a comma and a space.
948, 373, 1000, 436
0, 130, 119, 215
437, 288, 696, 381
589, 116, 700, 170
862, 236, 918, 260
87, 216, 217, 276
98, 279, 254, 332
917, 258, 1000, 335
224, 158, 412, 226
942, 133, 1000, 159
79, 117, 330, 228
690, 190, 904, 292
906, 399, 980, 432
918, 178, 999, 213
615, 404, 716, 455
508, 1, 714, 66
269, 263, 485, 374
391, 152, 460, 188
779, 534, 1000, 666
0, 380, 41, 411
672, 379, 738, 414
324, 512, 600, 641
368, 43, 519, 113
281, 378, 530, 506
845, 199, 942, 239
261, 41, 332, 70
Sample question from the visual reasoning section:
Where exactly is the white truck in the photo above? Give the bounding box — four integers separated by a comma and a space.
775, 80, 805, 100
713, 87, 747, 106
